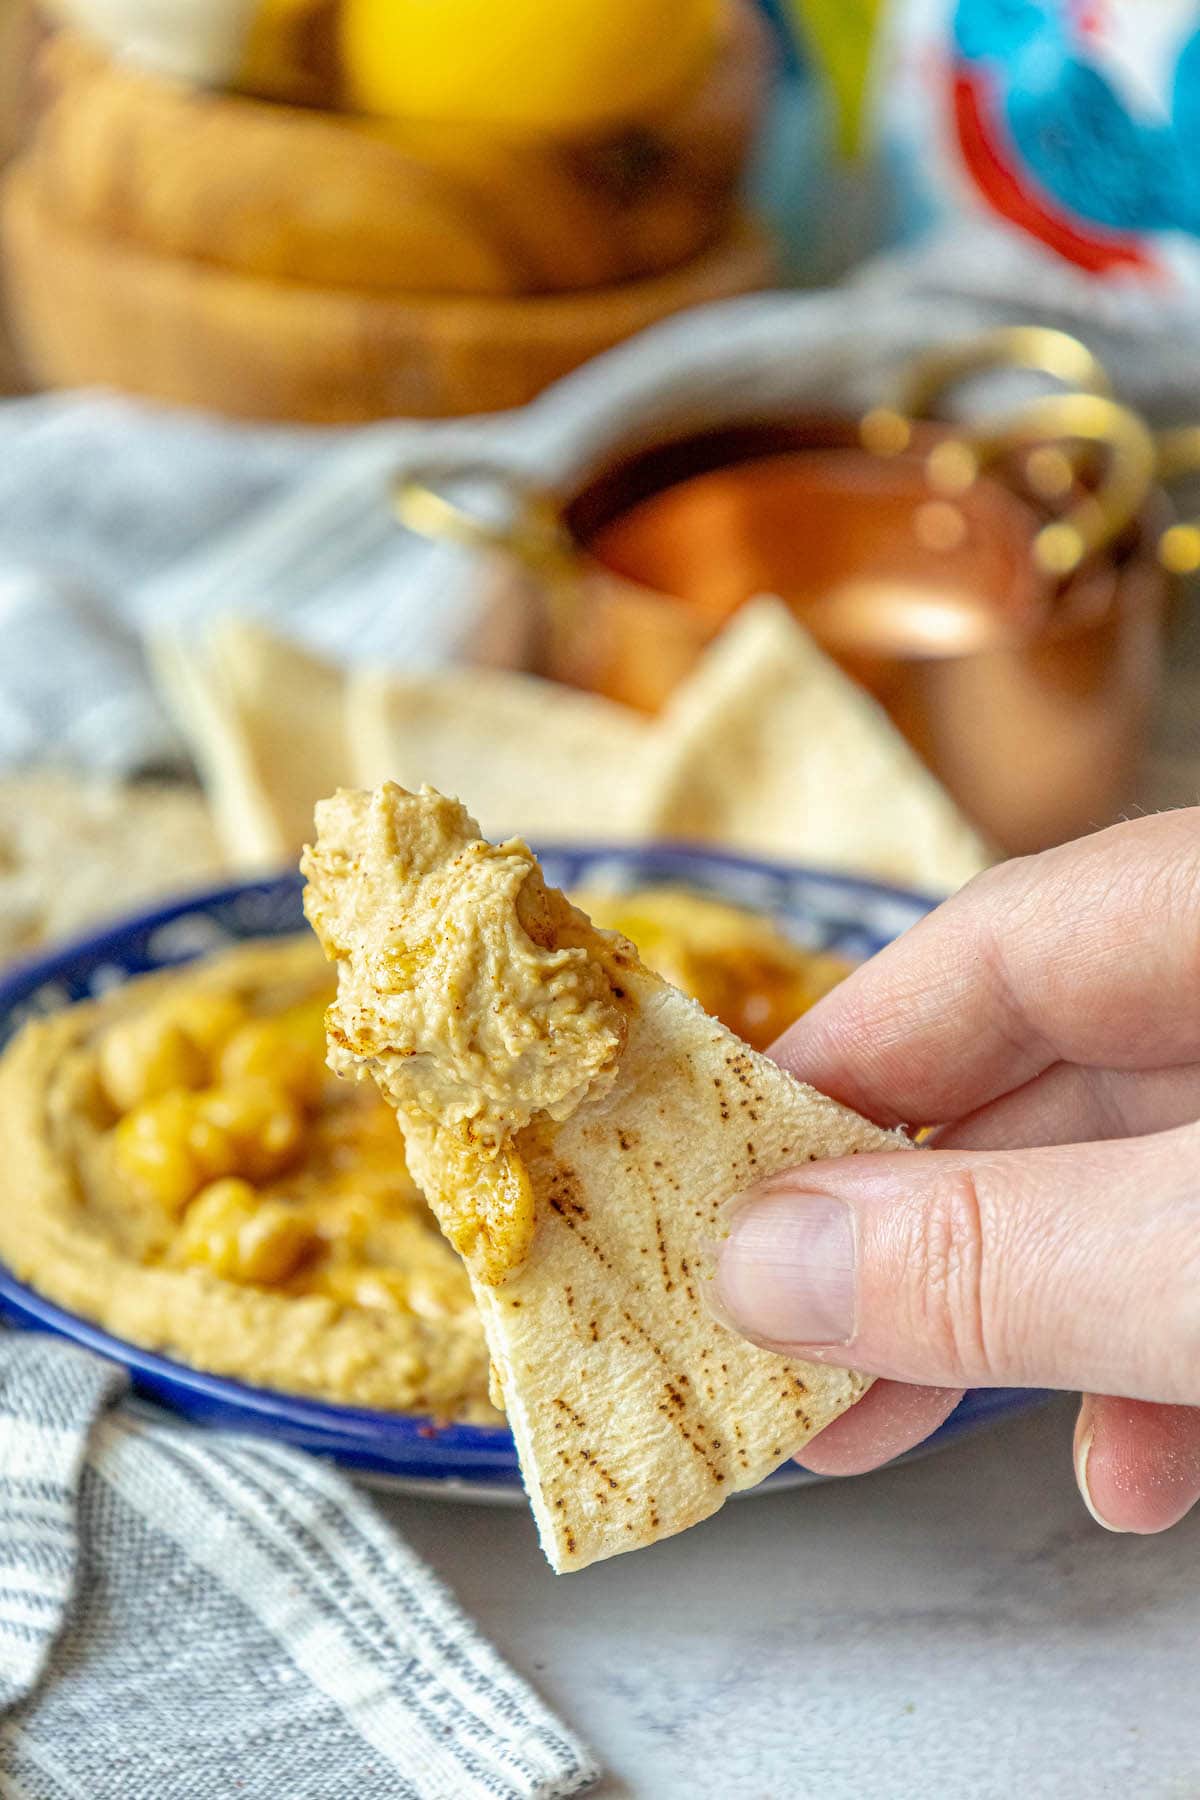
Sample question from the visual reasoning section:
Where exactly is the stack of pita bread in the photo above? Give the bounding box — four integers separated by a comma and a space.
0, 596, 990, 975
153, 597, 993, 894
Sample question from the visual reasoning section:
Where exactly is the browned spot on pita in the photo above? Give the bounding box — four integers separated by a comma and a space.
578, 1446, 621, 1492
552, 1395, 587, 1431
545, 1164, 589, 1219
547, 1199, 612, 1270
619, 1307, 674, 1371
654, 1213, 675, 1294
655, 1402, 726, 1485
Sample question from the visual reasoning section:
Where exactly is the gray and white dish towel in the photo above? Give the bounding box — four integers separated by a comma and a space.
0, 1333, 596, 1799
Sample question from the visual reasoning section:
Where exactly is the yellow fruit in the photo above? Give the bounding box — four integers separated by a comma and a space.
341, 0, 722, 134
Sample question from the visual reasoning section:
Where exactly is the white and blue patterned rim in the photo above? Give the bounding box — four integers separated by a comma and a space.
0, 844, 1047, 1488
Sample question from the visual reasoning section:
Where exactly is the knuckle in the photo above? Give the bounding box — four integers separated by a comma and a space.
903, 1167, 995, 1384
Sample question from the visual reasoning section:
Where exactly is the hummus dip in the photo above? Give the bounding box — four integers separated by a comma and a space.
0, 935, 496, 1418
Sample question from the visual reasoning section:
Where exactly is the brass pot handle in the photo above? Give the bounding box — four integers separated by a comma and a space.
1153, 426, 1200, 573
392, 461, 575, 575
925, 392, 1158, 578
862, 325, 1114, 458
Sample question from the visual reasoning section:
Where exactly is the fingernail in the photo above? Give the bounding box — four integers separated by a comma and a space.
713, 1187, 856, 1347
1074, 1399, 1126, 1534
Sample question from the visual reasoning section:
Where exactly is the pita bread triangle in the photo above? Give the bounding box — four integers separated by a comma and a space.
151, 618, 350, 869
302, 783, 909, 1571
635, 597, 993, 894
347, 662, 649, 843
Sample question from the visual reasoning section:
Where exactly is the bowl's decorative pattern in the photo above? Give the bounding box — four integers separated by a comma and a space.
0, 846, 1047, 1497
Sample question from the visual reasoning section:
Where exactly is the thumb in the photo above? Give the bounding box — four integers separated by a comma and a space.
713, 1122, 1200, 1401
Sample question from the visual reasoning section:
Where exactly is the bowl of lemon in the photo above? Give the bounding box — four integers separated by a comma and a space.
4, 0, 775, 420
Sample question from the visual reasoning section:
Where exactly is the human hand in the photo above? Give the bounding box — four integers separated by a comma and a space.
714, 809, 1200, 1532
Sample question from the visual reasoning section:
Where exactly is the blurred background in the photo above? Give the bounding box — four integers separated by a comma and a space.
0, 0, 1198, 957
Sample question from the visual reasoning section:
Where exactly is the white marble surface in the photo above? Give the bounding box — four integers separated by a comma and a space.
377, 1399, 1200, 1798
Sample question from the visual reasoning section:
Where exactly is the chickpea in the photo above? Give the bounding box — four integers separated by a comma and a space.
173, 1178, 315, 1285
111, 1081, 305, 1210
194, 1082, 307, 1184
215, 1000, 328, 1107
98, 1015, 206, 1113
111, 1091, 205, 1212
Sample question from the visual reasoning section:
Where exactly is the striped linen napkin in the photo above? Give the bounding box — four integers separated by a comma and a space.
0, 1333, 597, 1800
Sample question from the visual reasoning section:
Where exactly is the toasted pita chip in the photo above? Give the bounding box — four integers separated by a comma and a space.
347, 663, 650, 842
302, 783, 908, 1571
636, 598, 993, 893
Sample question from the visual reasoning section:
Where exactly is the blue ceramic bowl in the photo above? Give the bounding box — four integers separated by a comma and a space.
0, 845, 1047, 1498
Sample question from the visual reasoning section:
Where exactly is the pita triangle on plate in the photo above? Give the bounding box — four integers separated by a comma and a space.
346, 662, 649, 843
302, 783, 909, 1571
635, 597, 993, 894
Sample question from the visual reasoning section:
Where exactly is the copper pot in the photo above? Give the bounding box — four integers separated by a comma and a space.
395, 332, 1178, 855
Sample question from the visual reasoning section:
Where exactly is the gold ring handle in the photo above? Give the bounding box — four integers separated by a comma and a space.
861, 325, 1114, 461
925, 392, 1157, 578
896, 325, 1113, 418
1153, 426, 1200, 573
392, 462, 574, 575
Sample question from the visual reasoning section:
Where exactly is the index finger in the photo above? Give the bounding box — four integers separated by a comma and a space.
772, 809, 1200, 1128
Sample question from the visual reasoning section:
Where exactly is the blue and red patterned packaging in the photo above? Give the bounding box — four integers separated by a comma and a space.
875, 0, 1200, 299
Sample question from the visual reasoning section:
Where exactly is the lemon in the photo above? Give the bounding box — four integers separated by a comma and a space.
341, 0, 722, 134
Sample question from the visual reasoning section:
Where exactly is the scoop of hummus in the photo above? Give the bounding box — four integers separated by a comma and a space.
302, 785, 631, 1282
